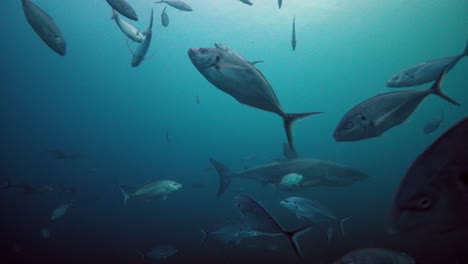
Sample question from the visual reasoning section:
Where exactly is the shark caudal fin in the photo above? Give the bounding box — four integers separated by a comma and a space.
430, 66, 460, 106
284, 224, 315, 258
209, 158, 232, 197
283, 112, 323, 153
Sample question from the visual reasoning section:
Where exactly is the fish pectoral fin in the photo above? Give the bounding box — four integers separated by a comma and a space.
144, 50, 158, 61
249, 60, 264, 65
215, 63, 249, 72
371, 105, 402, 127
126, 38, 137, 56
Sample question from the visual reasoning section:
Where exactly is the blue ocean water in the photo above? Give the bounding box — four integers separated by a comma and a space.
1, 0, 467, 263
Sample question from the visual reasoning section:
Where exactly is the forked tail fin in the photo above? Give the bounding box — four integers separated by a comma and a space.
209, 158, 232, 197
283, 112, 323, 153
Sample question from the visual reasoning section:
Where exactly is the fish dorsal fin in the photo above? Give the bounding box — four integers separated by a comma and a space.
371, 105, 402, 127
249, 60, 264, 66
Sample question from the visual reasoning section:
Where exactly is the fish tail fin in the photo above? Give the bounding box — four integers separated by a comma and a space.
143, 8, 154, 35
209, 158, 232, 197
283, 112, 323, 153
111, 9, 117, 20
430, 67, 460, 106
163, 6, 167, 13
284, 224, 315, 258
200, 229, 208, 246
119, 187, 130, 206
463, 38, 468, 56
337, 216, 352, 237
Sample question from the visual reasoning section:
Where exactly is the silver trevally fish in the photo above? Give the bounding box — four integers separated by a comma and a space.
188, 47, 322, 152
423, 110, 443, 134
200, 221, 281, 246
154, 0, 193, 12
21, 0, 66, 56
129, 9, 154, 67
291, 17, 296, 51
280, 197, 352, 238
106, 0, 138, 21
279, 173, 303, 190
240, 0, 253, 6
111, 10, 144, 43
333, 248, 415, 264
387, 117, 468, 235
210, 145, 368, 197
50, 201, 74, 221
120, 179, 182, 206
233, 195, 314, 258
387, 39, 468, 88
334, 67, 460, 141
161, 6, 169, 27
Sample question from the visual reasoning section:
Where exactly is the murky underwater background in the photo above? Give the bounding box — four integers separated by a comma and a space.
0, 0, 467, 263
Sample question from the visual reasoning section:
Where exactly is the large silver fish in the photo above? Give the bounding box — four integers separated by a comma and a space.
106, 0, 138, 21
233, 195, 313, 258
119, 179, 182, 206
161, 6, 169, 27
154, 0, 192, 12
210, 146, 367, 197
111, 10, 144, 43
129, 9, 154, 67
333, 248, 415, 264
423, 110, 444, 134
291, 17, 296, 51
387, 117, 468, 235
386, 39, 468, 88
21, 0, 66, 56
334, 68, 459, 141
188, 47, 322, 152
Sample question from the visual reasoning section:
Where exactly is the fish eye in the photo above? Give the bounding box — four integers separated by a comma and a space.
360, 116, 367, 121
345, 123, 353, 129
200, 48, 208, 54
417, 197, 432, 209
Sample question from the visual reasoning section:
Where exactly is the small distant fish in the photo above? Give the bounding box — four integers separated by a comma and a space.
240, 0, 253, 6
145, 245, 178, 260
196, 95, 200, 104
166, 131, 171, 143
120, 180, 182, 206
50, 201, 74, 221
161, 6, 169, 27
233, 195, 314, 258
129, 9, 154, 67
291, 17, 296, 51
333, 248, 415, 264
154, 0, 193, 12
334, 67, 459, 142
386, 39, 468, 88
423, 110, 444, 134
41, 227, 50, 239
111, 9, 144, 43
21, 0, 66, 56
280, 197, 351, 237
278, 0, 282, 9
106, 0, 138, 21
279, 173, 303, 190
387, 116, 468, 235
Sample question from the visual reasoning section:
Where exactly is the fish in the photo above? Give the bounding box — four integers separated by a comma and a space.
278, 0, 282, 9
21, 0, 66, 56
165, 131, 170, 143
334, 67, 459, 142
423, 110, 444, 134
154, 0, 193, 12
161, 6, 169, 27
128, 9, 154, 67
209, 145, 368, 197
111, 9, 144, 43
240, 0, 253, 6
291, 17, 296, 51
333, 248, 415, 264
279, 173, 303, 190
280, 197, 352, 237
387, 116, 468, 235
233, 195, 314, 258
386, 39, 468, 88
196, 95, 200, 104
119, 180, 182, 206
200, 221, 281, 246
106, 0, 138, 21
144, 245, 178, 260
50, 201, 74, 221
188, 47, 322, 152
